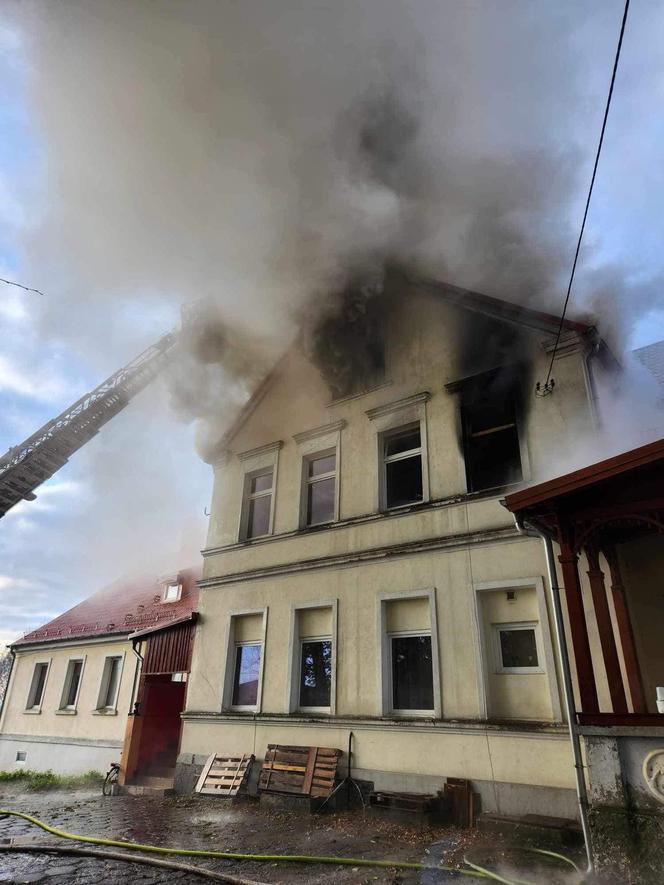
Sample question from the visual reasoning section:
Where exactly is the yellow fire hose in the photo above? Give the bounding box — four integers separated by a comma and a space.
0, 808, 579, 883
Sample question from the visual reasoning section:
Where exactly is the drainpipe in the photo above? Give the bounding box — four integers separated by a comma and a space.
129, 638, 144, 716
582, 327, 602, 431
512, 513, 594, 876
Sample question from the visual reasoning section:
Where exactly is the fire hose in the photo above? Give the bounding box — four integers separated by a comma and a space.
0, 809, 581, 883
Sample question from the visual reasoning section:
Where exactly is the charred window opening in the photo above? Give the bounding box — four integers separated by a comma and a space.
311, 285, 386, 400
382, 424, 423, 509
461, 369, 523, 493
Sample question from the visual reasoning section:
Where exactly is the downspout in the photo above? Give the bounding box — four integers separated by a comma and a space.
582, 327, 602, 430
129, 639, 144, 716
512, 512, 594, 876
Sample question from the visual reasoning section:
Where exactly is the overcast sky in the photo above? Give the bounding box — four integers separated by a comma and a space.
1, 1, 663, 648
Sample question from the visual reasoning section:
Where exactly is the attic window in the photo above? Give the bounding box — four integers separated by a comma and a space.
460, 369, 523, 493
163, 582, 181, 603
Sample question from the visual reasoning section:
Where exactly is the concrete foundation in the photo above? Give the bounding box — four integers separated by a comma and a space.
0, 733, 122, 774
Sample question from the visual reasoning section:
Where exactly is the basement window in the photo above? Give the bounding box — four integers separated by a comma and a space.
232, 643, 262, 708
25, 661, 49, 711
381, 424, 423, 509
59, 658, 84, 711
461, 372, 523, 493
242, 470, 273, 539
390, 633, 434, 713
299, 638, 332, 710
15, 751, 27, 765
96, 655, 123, 711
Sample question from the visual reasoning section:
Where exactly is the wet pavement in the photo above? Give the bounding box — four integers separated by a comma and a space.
0, 785, 579, 884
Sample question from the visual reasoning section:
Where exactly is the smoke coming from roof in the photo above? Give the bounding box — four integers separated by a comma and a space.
2, 1, 663, 616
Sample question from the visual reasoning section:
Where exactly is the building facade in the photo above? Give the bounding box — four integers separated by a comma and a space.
178, 280, 615, 818
0, 569, 198, 775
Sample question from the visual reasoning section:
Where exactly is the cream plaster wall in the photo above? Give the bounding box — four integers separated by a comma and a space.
0, 639, 135, 745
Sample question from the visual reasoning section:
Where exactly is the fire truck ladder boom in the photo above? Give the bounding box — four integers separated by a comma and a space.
0, 332, 177, 518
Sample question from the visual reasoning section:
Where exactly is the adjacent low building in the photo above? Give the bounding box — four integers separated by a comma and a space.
0, 568, 198, 776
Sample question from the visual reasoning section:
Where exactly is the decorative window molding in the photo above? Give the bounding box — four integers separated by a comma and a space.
25, 660, 51, 713
366, 392, 431, 512
237, 442, 282, 541
58, 656, 86, 712
472, 577, 562, 722
293, 420, 346, 446
95, 653, 125, 713
286, 600, 338, 715
222, 608, 268, 713
377, 589, 441, 718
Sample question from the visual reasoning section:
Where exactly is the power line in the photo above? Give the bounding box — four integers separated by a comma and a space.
0, 277, 46, 297
537, 0, 631, 396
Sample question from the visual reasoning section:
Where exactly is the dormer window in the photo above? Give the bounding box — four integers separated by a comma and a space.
162, 581, 181, 603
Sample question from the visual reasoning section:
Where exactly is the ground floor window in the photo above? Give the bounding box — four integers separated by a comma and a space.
25, 661, 49, 711
299, 638, 332, 709
390, 633, 434, 712
493, 622, 541, 673
59, 658, 84, 710
232, 643, 262, 707
96, 655, 123, 711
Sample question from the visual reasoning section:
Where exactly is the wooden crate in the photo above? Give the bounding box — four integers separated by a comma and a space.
195, 752, 255, 797
369, 790, 438, 813
259, 744, 341, 798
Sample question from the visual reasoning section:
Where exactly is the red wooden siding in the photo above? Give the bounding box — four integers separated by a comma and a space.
143, 621, 196, 675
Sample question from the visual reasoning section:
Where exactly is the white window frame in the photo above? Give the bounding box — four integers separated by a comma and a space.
377, 589, 441, 718
301, 449, 338, 527
162, 581, 182, 603
25, 660, 51, 713
58, 656, 86, 713
491, 621, 544, 674
95, 653, 125, 713
15, 750, 27, 765
286, 599, 338, 715
222, 607, 268, 713
366, 392, 431, 512
293, 421, 345, 529
472, 577, 562, 721
237, 442, 282, 541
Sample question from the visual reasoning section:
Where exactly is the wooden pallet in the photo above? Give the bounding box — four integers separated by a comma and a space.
369, 790, 438, 813
259, 744, 341, 798
195, 752, 255, 797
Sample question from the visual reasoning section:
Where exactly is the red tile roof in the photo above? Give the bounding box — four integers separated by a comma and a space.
13, 567, 200, 647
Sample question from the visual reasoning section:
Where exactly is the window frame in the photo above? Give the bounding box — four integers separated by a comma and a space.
286, 600, 338, 715
222, 607, 268, 713
58, 656, 86, 713
162, 581, 182, 603
237, 441, 282, 542
95, 654, 125, 713
377, 589, 441, 719
301, 448, 338, 528
366, 392, 431, 513
25, 660, 51, 713
491, 621, 544, 675
387, 628, 436, 716
380, 423, 424, 511
230, 641, 264, 711
297, 634, 333, 713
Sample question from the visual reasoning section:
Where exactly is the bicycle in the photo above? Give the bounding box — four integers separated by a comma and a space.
102, 761, 120, 796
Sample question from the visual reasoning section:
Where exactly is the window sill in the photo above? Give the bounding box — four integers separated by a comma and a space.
226, 707, 259, 715
23, 709, 41, 715
55, 709, 78, 715
93, 708, 118, 716
388, 710, 437, 719
297, 708, 332, 716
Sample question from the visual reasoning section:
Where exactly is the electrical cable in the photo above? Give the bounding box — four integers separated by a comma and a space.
0, 277, 45, 297
540, 0, 631, 394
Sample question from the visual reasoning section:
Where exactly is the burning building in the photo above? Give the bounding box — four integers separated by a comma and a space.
174, 276, 613, 820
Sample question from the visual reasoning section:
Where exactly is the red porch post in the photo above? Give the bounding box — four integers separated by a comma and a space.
603, 545, 647, 714
585, 544, 628, 713
558, 524, 599, 713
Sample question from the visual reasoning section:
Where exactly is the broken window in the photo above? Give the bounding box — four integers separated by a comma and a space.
390, 634, 434, 712
26, 662, 49, 710
243, 470, 273, 539
494, 623, 541, 673
299, 639, 332, 709
59, 659, 83, 710
232, 643, 262, 707
304, 452, 336, 526
382, 424, 423, 508
97, 656, 123, 711
461, 371, 523, 492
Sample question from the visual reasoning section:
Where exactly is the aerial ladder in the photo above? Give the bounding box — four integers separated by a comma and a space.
0, 332, 177, 518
